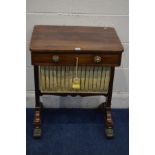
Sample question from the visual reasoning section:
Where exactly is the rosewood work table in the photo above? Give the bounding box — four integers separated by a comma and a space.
29, 25, 124, 138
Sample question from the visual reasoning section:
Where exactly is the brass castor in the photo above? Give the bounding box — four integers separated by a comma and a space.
105, 127, 114, 138
33, 128, 42, 138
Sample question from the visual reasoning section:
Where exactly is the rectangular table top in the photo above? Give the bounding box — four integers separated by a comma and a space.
30, 25, 124, 54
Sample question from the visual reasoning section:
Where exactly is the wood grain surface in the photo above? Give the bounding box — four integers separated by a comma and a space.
30, 25, 124, 53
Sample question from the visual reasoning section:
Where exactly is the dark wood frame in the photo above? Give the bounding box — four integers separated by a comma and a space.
30, 25, 124, 139
33, 65, 115, 138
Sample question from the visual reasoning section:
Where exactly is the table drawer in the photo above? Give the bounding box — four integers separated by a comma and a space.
31, 53, 121, 66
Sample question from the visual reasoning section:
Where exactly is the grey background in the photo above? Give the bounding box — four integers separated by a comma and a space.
26, 0, 129, 108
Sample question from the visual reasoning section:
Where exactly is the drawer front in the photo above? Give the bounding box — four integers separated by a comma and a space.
31, 53, 121, 66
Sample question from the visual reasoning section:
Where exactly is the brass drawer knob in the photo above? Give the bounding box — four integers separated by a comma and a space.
52, 55, 59, 63
94, 56, 102, 63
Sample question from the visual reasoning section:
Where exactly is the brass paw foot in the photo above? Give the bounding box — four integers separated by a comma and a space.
33, 108, 42, 138
105, 127, 114, 138
33, 128, 42, 138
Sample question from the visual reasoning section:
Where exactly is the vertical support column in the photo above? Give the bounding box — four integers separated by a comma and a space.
34, 66, 40, 107
33, 66, 42, 138
104, 67, 115, 138
106, 67, 115, 107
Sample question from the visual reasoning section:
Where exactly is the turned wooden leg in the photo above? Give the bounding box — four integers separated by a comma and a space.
104, 67, 115, 138
98, 67, 115, 138
33, 66, 43, 138
98, 102, 114, 138
33, 106, 42, 138
104, 105, 114, 138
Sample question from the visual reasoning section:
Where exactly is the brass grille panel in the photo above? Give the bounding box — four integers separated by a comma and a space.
39, 66, 111, 93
